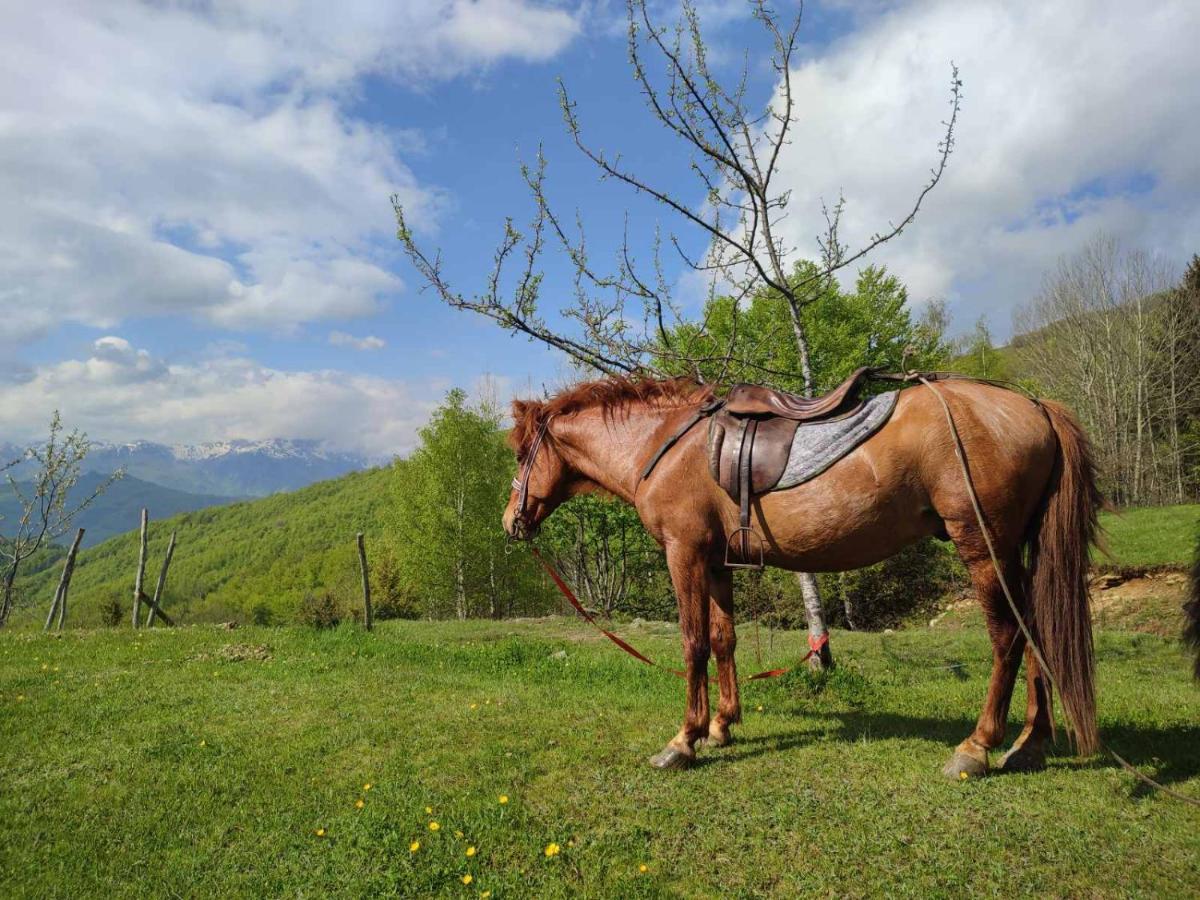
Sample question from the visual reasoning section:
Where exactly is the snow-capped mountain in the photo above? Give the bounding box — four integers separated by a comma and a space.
2, 438, 371, 498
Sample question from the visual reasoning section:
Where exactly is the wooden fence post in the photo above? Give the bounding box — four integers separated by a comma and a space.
132, 508, 148, 628
44, 527, 84, 632
145, 530, 176, 628
357, 532, 373, 631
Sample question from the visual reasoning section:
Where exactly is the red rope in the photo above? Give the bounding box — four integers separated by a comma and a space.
531, 547, 823, 681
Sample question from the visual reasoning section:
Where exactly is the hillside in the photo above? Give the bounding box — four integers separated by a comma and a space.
9, 466, 394, 627
0, 472, 237, 547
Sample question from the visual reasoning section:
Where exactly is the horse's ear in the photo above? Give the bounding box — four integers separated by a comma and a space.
511, 399, 531, 421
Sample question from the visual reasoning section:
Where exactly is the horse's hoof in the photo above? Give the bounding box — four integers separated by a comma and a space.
942, 750, 988, 780
649, 746, 694, 770
705, 724, 733, 748
997, 743, 1046, 773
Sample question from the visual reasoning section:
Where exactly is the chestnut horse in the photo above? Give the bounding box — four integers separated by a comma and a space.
503, 377, 1101, 777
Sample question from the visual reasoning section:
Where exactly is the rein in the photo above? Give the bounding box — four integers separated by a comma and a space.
529, 546, 827, 682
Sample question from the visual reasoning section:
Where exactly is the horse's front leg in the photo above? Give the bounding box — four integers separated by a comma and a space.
706, 566, 739, 747
649, 543, 711, 770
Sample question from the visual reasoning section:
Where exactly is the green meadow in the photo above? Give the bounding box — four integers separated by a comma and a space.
2, 619, 1197, 898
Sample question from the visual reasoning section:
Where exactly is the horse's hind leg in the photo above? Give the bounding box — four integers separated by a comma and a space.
943, 554, 1026, 779
707, 567, 739, 747
997, 646, 1053, 772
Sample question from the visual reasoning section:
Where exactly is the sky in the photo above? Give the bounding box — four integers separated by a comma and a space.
1, 0, 1197, 458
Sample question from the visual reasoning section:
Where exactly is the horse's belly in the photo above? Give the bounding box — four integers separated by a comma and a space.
752, 453, 939, 572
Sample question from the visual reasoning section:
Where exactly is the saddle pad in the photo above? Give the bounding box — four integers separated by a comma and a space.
776, 389, 899, 490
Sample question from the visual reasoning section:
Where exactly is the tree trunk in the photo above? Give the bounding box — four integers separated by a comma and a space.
132, 508, 148, 628
797, 571, 834, 670
0, 560, 18, 628
145, 530, 176, 627
356, 532, 373, 631
45, 527, 84, 632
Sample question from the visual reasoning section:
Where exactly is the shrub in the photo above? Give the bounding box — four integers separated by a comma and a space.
101, 597, 123, 628
251, 603, 274, 626
818, 538, 964, 631
297, 591, 341, 629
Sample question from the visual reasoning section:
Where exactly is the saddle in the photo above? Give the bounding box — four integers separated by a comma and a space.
709, 366, 874, 566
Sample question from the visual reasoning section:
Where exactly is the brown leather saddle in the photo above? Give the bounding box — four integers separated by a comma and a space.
639, 366, 877, 569
709, 366, 874, 566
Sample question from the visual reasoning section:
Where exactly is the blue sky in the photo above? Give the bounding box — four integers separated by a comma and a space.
1, 1, 1197, 457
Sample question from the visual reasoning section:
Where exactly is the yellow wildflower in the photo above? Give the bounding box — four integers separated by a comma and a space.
425, 806, 433, 814
355, 799, 365, 809
481, 892, 491, 898
364, 783, 373, 791
639, 864, 648, 873
756, 705, 763, 712
429, 822, 440, 831
455, 830, 464, 838
315, 828, 326, 837
498, 795, 508, 805
461, 875, 473, 885
470, 703, 478, 709
16, 695, 24, 702
544, 842, 561, 857
466, 846, 476, 857
410, 841, 420, 853
959, 771, 969, 781
199, 740, 206, 747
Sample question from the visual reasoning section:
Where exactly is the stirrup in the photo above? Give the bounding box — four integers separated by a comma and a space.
724, 526, 765, 570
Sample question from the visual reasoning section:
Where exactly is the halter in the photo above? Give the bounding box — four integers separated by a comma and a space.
510, 414, 554, 531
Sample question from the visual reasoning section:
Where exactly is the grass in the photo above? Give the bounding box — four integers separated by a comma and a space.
2, 619, 1198, 898
1098, 504, 1200, 568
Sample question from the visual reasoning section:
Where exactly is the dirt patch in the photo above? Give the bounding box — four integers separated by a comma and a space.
191, 643, 273, 662
928, 570, 1188, 637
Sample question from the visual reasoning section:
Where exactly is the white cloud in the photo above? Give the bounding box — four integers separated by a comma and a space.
0, 337, 436, 458
0, 1, 582, 345
329, 331, 387, 351
769, 0, 1200, 333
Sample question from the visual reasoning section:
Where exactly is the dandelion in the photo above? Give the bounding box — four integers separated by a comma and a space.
639, 864, 649, 873
461, 875, 473, 885
315, 828, 326, 837
756, 705, 763, 712
355, 799, 365, 809
425, 806, 433, 814
455, 830, 464, 839
481, 892, 491, 898
544, 842, 561, 857
16, 695, 24, 702
364, 783, 372, 791
466, 846, 476, 857
410, 841, 420, 853
470, 703, 478, 710
498, 795, 508, 805
429, 822, 440, 831
41, 663, 48, 671
958, 771, 969, 781
199, 740, 206, 747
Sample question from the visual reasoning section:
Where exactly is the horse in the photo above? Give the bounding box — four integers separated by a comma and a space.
503, 375, 1101, 777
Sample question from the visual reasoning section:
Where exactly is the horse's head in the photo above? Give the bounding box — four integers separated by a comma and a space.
503, 399, 572, 540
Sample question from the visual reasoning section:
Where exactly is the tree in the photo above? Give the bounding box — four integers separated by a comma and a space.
0, 412, 120, 627
395, 0, 960, 654
387, 390, 548, 619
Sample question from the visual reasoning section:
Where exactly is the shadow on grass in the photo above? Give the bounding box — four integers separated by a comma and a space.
707, 712, 1200, 790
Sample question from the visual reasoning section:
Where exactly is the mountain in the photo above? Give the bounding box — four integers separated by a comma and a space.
0, 471, 237, 546
2, 438, 371, 498
9, 466, 393, 627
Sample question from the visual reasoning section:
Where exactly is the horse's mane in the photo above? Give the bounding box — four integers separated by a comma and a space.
508, 376, 712, 455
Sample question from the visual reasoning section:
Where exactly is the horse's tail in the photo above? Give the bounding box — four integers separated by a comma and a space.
1025, 400, 1101, 756
1185, 535, 1200, 682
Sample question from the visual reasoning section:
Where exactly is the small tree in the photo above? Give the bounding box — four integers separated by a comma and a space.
0, 412, 121, 627
395, 0, 961, 660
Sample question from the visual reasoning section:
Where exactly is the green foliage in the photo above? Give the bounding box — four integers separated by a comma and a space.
297, 590, 342, 629
385, 390, 550, 619
99, 597, 123, 627
538, 494, 672, 617
667, 262, 950, 390
819, 539, 965, 630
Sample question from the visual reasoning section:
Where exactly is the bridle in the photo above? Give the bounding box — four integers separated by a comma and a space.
510, 414, 554, 534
